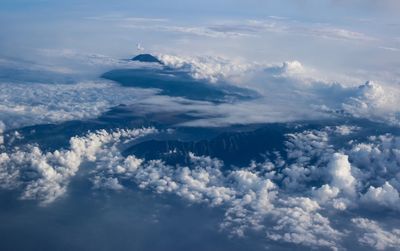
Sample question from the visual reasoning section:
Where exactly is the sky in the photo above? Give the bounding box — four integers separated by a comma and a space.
1, 0, 400, 83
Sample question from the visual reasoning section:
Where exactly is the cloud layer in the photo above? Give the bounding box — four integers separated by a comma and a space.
2, 124, 399, 250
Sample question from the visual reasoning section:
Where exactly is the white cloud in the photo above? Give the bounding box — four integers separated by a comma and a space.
312, 184, 340, 204
0, 127, 156, 204
211, 19, 376, 42
157, 54, 400, 128
330, 125, 360, 136
1, 48, 400, 250
89, 148, 345, 250
349, 134, 400, 195
342, 81, 400, 126
158, 54, 256, 83
267, 197, 342, 251
352, 218, 400, 250
328, 153, 356, 197
2, 122, 400, 249
3, 52, 399, 131
0, 80, 158, 129
92, 176, 124, 190
361, 182, 400, 211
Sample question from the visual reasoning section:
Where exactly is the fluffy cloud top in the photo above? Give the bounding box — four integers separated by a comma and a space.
1, 123, 400, 250
361, 182, 400, 211
0, 127, 156, 204
157, 54, 400, 128
352, 218, 400, 250
328, 153, 356, 197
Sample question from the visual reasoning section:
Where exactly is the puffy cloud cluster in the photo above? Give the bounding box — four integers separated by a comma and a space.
283, 128, 358, 210
352, 218, 400, 250
284, 126, 400, 213
361, 182, 400, 210
3, 53, 399, 132
0, 127, 156, 204
91, 151, 342, 250
349, 134, 400, 187
342, 81, 400, 126
347, 134, 400, 212
2, 122, 400, 250
158, 54, 313, 84
158, 54, 257, 83
1, 51, 400, 250
157, 54, 400, 128
328, 153, 356, 197
267, 197, 342, 250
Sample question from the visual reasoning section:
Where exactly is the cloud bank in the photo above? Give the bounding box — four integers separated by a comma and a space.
2, 124, 399, 250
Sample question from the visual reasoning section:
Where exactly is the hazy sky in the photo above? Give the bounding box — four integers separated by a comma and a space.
1, 0, 400, 83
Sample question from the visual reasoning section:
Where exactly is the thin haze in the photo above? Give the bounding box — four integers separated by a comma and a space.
1, 0, 399, 83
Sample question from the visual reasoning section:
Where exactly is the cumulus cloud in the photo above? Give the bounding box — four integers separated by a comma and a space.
267, 197, 342, 251
349, 134, 400, 200
0, 127, 156, 204
3, 52, 399, 131
352, 218, 400, 250
330, 125, 360, 136
361, 182, 400, 211
2, 121, 400, 249
158, 54, 257, 83
157, 54, 400, 128
328, 153, 356, 197
86, 139, 348, 250
312, 184, 340, 204
1, 48, 399, 250
282, 126, 400, 214
342, 81, 400, 126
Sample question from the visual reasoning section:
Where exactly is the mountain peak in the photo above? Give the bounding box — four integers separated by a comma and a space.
131, 54, 163, 64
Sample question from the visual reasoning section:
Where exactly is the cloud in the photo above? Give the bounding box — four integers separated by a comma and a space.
3, 52, 399, 132
312, 184, 340, 205
342, 81, 400, 126
328, 153, 356, 197
0, 127, 156, 204
0, 80, 158, 129
92, 151, 342, 250
86, 133, 348, 250
281, 126, 400, 214
267, 197, 342, 251
361, 182, 400, 211
101, 16, 263, 38
207, 19, 376, 42
349, 134, 400, 200
2, 121, 400, 249
379, 46, 400, 52
0, 50, 399, 250
158, 54, 256, 83
352, 218, 400, 250
156, 54, 400, 128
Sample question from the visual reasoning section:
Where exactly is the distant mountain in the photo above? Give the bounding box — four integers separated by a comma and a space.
102, 65, 258, 103
123, 124, 288, 166
131, 54, 163, 64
